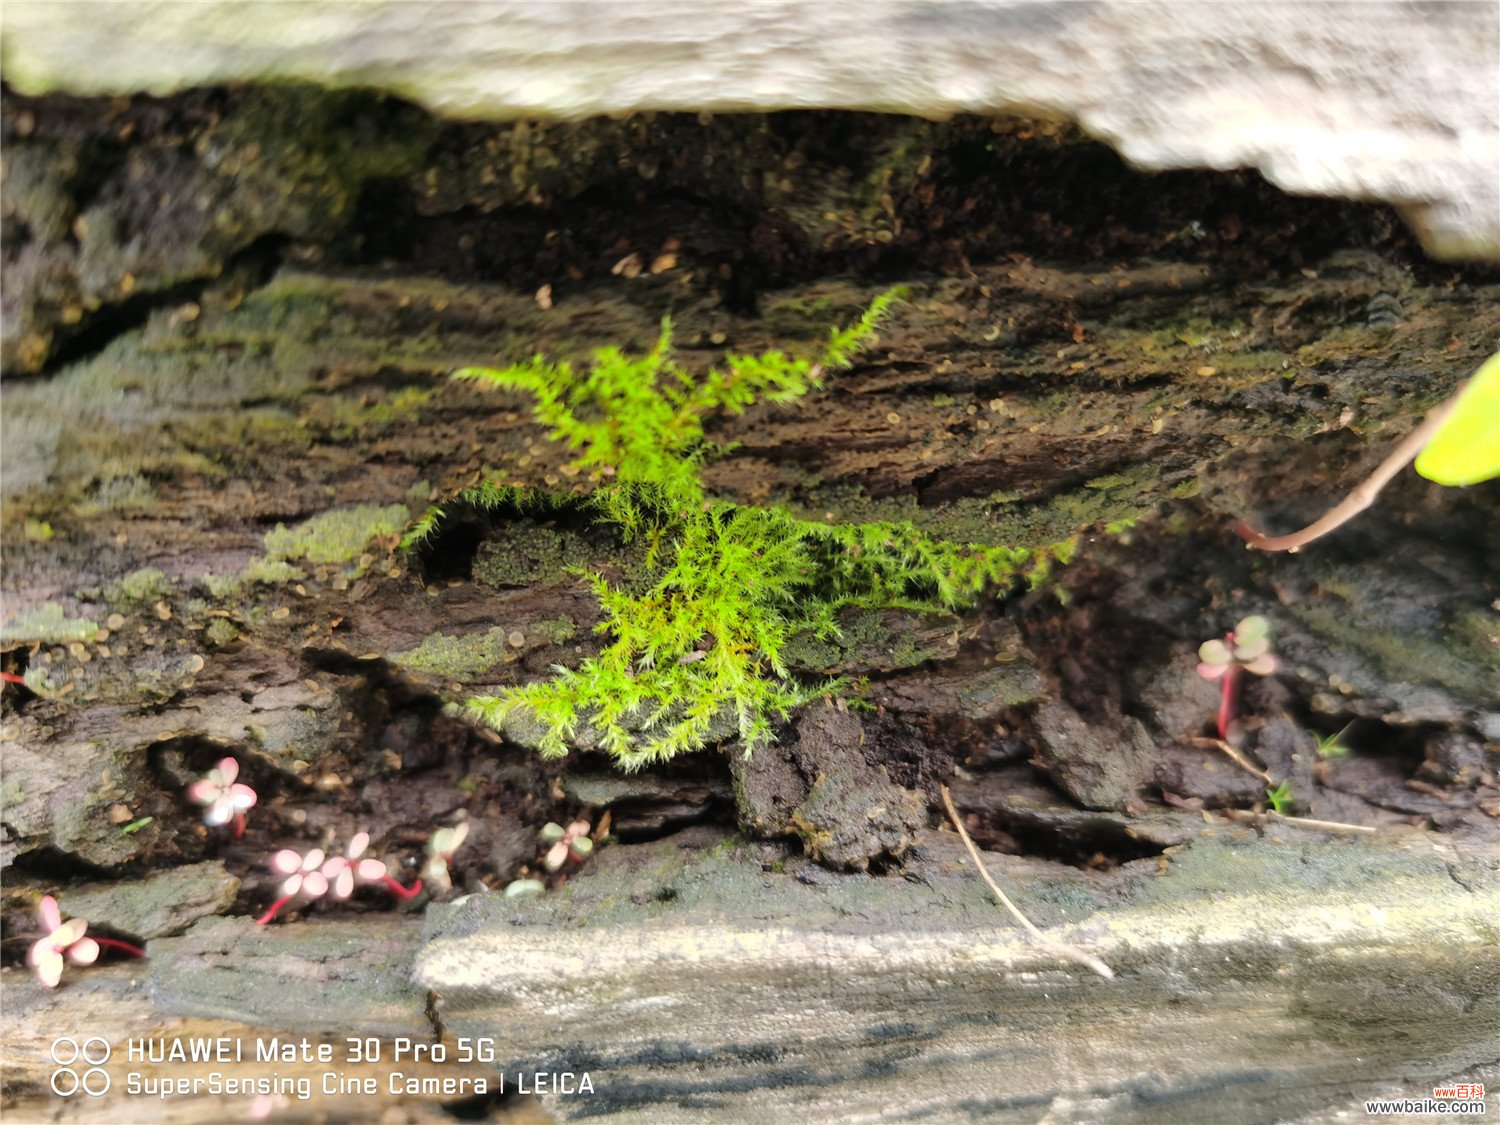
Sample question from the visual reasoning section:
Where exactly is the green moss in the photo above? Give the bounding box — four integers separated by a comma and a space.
391, 628, 514, 682
534, 616, 579, 644
1, 602, 99, 644
472, 521, 600, 588
204, 618, 241, 646
795, 460, 1166, 553
203, 504, 405, 596
443, 291, 1076, 769
105, 568, 175, 604
263, 503, 408, 566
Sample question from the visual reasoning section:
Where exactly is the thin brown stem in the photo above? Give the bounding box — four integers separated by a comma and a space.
939, 785, 1114, 981
1185, 736, 1272, 782
1227, 809, 1378, 835
1238, 384, 1465, 553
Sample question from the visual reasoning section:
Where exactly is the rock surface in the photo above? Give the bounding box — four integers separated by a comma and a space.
3, 1, 1496, 262
56, 861, 239, 941
412, 826, 1499, 1122
3, 822, 1496, 1121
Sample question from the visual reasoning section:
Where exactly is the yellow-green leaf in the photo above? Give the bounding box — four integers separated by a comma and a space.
1414, 352, 1500, 486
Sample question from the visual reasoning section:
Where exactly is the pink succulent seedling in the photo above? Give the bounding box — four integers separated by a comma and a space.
324, 832, 422, 903
1196, 615, 1279, 741
28, 895, 144, 988
541, 819, 594, 873
257, 836, 421, 924
422, 822, 470, 896
186, 757, 257, 838
257, 846, 330, 925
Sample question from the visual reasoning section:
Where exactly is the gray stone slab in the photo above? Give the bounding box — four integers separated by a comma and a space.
413, 825, 1500, 1121
3, 1, 1497, 261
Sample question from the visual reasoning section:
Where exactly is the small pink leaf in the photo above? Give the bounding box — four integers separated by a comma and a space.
356, 859, 386, 881
69, 938, 100, 966
229, 785, 258, 811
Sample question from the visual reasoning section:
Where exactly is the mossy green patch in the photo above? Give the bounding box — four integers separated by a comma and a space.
204, 503, 407, 596
105, 567, 176, 605
263, 503, 409, 566
473, 521, 599, 588
1, 602, 99, 644
437, 290, 1076, 769
392, 628, 514, 682
533, 616, 579, 644
204, 618, 241, 646
796, 461, 1166, 553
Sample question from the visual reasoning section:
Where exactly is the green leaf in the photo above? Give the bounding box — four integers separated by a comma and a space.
1414, 352, 1500, 486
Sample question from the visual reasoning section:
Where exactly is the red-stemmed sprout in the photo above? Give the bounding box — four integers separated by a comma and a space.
258, 836, 421, 924
257, 846, 329, 925
186, 757, 257, 838
28, 895, 144, 988
1197, 615, 1279, 741
422, 822, 470, 896
541, 818, 594, 873
325, 832, 422, 903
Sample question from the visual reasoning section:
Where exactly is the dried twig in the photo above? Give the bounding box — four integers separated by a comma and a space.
1227, 808, 1378, 835
939, 785, 1114, 981
1238, 386, 1464, 553
1185, 736, 1273, 782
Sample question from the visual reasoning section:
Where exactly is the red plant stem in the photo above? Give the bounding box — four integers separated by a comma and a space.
255, 895, 293, 926
93, 936, 147, 958
232, 814, 247, 839
1217, 666, 1240, 741
382, 876, 423, 901
0, 671, 25, 684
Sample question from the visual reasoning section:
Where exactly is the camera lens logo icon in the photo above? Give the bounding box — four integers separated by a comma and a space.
50, 1037, 111, 1096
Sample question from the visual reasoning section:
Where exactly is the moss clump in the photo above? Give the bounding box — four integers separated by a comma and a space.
473, 522, 598, 588
391, 628, 514, 682
263, 503, 409, 566
205, 503, 408, 596
534, 616, 579, 644
1, 602, 99, 644
204, 619, 241, 646
105, 568, 175, 605
444, 291, 1072, 768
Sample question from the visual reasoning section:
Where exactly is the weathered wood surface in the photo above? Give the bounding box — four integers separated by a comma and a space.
2, 88, 1498, 1123
3, 1, 1497, 262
